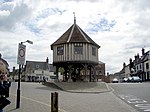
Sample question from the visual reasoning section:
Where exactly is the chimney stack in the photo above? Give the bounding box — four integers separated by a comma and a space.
134, 55, 137, 60
137, 53, 139, 58
142, 48, 145, 55
123, 62, 126, 68
46, 57, 49, 63
129, 58, 132, 64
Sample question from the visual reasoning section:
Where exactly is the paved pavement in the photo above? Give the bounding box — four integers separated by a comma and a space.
44, 81, 111, 93
3, 82, 138, 112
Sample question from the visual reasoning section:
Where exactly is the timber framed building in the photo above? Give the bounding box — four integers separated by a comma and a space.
51, 17, 103, 82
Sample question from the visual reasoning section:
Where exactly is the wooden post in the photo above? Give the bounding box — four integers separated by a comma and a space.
51, 92, 58, 112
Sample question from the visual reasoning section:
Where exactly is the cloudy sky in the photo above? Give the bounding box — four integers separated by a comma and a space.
0, 0, 150, 74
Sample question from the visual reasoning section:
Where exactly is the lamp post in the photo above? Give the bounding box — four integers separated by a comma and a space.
16, 40, 33, 109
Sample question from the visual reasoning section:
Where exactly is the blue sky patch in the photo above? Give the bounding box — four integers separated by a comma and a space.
2, 0, 13, 3
36, 8, 66, 20
87, 18, 116, 33
24, 20, 41, 35
24, 8, 66, 35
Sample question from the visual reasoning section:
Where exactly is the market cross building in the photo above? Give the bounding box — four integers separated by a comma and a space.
51, 16, 105, 82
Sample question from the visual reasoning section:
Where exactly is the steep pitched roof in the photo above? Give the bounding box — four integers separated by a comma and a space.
51, 23, 100, 49
134, 50, 150, 65
26, 61, 49, 71
0, 53, 9, 67
142, 50, 150, 62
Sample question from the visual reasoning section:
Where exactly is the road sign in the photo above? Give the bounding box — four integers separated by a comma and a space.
17, 43, 26, 65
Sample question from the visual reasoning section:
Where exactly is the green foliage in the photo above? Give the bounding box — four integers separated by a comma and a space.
58, 67, 65, 74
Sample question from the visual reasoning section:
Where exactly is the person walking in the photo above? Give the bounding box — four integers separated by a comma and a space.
0, 71, 11, 112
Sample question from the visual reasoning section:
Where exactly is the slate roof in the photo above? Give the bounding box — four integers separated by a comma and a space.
0, 53, 9, 67
141, 50, 150, 62
26, 61, 49, 71
134, 50, 150, 65
25, 61, 56, 72
51, 22, 100, 49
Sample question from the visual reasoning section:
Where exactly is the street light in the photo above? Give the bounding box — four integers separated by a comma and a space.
21, 40, 33, 44
16, 40, 33, 109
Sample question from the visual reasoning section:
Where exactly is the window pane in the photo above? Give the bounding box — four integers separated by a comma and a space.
57, 46, 64, 55
92, 47, 96, 56
146, 63, 149, 69
74, 46, 83, 54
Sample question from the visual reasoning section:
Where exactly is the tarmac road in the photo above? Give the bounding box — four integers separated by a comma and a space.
110, 82, 150, 112
4, 82, 137, 112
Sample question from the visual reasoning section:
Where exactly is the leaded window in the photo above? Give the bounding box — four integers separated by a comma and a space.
74, 43, 83, 54
57, 46, 64, 55
92, 47, 96, 56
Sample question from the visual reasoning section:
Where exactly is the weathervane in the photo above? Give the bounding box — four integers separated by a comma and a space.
73, 12, 76, 24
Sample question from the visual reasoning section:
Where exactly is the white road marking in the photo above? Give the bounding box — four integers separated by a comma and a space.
10, 93, 67, 112
119, 94, 150, 112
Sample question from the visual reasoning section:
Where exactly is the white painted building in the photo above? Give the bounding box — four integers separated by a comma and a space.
24, 57, 56, 82
143, 51, 150, 80
116, 48, 150, 82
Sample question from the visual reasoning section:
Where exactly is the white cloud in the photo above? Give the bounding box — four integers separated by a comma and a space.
0, 0, 150, 74
0, 10, 10, 16
0, 0, 33, 31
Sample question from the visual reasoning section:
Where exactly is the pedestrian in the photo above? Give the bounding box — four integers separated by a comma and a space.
43, 76, 46, 84
0, 71, 11, 112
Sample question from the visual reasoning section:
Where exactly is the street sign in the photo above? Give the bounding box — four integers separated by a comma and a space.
17, 43, 26, 65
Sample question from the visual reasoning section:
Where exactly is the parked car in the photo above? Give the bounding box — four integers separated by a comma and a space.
122, 78, 127, 82
112, 78, 119, 83
127, 77, 133, 82
131, 76, 142, 83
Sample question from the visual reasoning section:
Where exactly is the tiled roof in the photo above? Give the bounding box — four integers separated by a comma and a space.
134, 50, 150, 64
25, 61, 56, 72
51, 23, 100, 49
98, 61, 105, 64
0, 54, 9, 67
142, 51, 149, 61
26, 61, 49, 70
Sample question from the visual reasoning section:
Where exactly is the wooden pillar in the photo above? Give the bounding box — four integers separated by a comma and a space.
89, 67, 92, 82
56, 66, 59, 81
64, 66, 68, 81
82, 64, 88, 82
94, 67, 97, 82
68, 65, 73, 82
91, 65, 97, 82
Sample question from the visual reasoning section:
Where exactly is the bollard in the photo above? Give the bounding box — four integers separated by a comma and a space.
51, 92, 58, 112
